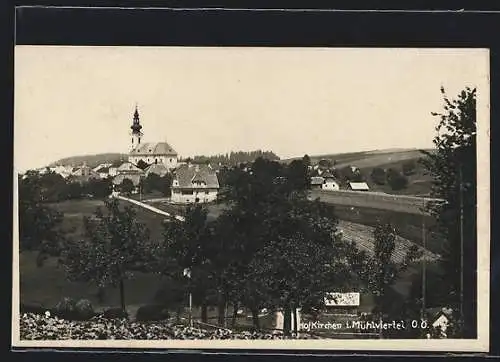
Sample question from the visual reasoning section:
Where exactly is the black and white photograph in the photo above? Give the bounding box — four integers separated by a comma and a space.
12, 45, 490, 351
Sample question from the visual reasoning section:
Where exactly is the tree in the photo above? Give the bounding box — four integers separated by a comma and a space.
217, 158, 361, 333
161, 174, 173, 197
66, 181, 84, 199
159, 204, 217, 323
352, 223, 421, 337
62, 199, 151, 313
370, 167, 386, 185
18, 171, 64, 261
136, 159, 149, 170
247, 198, 357, 335
386, 168, 408, 191
141, 173, 163, 194
338, 166, 364, 184
302, 154, 311, 168
419, 86, 477, 337
37, 171, 68, 202
285, 159, 310, 192
85, 178, 112, 199
118, 179, 135, 195
402, 160, 417, 176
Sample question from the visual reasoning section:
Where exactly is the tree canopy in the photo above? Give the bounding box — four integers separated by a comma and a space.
62, 199, 152, 312
420, 86, 477, 337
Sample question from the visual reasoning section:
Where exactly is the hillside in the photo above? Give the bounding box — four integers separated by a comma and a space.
282, 148, 434, 166
284, 148, 435, 196
49, 153, 128, 168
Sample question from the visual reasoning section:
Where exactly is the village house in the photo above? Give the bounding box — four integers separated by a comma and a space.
112, 162, 144, 192
68, 163, 100, 183
51, 165, 74, 179
171, 163, 220, 204
321, 172, 340, 191
112, 173, 142, 193
93, 163, 112, 172
94, 165, 111, 179
310, 176, 324, 190
426, 307, 455, 337
144, 163, 170, 177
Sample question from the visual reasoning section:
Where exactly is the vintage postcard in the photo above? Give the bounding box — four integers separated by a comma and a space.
12, 46, 490, 352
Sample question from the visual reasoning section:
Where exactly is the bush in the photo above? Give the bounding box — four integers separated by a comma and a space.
20, 313, 314, 340
388, 173, 409, 191
103, 307, 129, 320
135, 304, 170, 322
75, 299, 95, 320
54, 297, 78, 320
370, 167, 386, 185
386, 168, 408, 191
119, 179, 135, 195
20, 303, 49, 316
136, 159, 150, 170
402, 160, 417, 176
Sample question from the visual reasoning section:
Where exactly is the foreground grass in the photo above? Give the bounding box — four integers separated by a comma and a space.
20, 251, 164, 315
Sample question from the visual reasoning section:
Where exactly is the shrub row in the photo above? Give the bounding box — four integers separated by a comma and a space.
20, 313, 314, 340
21, 299, 171, 322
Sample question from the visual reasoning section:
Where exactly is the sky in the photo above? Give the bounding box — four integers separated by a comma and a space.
14, 46, 489, 172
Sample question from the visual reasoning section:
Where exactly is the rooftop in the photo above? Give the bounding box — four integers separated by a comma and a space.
173, 164, 219, 189
130, 142, 177, 156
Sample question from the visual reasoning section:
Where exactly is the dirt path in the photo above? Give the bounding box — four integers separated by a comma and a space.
114, 195, 185, 221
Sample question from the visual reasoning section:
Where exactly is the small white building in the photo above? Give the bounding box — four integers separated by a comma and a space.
319, 171, 340, 191
347, 182, 370, 191
171, 164, 219, 204
322, 177, 340, 191
324, 292, 360, 314
428, 307, 454, 337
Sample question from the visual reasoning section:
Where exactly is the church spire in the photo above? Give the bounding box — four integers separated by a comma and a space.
130, 103, 143, 151
131, 103, 142, 132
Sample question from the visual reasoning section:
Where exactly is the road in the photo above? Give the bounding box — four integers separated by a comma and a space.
309, 190, 443, 215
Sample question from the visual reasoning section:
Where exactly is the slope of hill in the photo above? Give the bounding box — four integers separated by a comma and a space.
49, 153, 128, 168
283, 148, 434, 166
285, 148, 435, 196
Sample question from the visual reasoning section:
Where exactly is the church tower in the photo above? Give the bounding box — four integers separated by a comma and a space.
130, 104, 143, 151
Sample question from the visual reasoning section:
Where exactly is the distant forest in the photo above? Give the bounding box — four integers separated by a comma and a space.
188, 150, 280, 166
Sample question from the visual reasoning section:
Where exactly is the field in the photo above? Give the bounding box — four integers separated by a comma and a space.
51, 198, 167, 241
331, 204, 443, 255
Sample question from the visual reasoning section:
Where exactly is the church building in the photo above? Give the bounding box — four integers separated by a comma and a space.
127, 106, 178, 170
